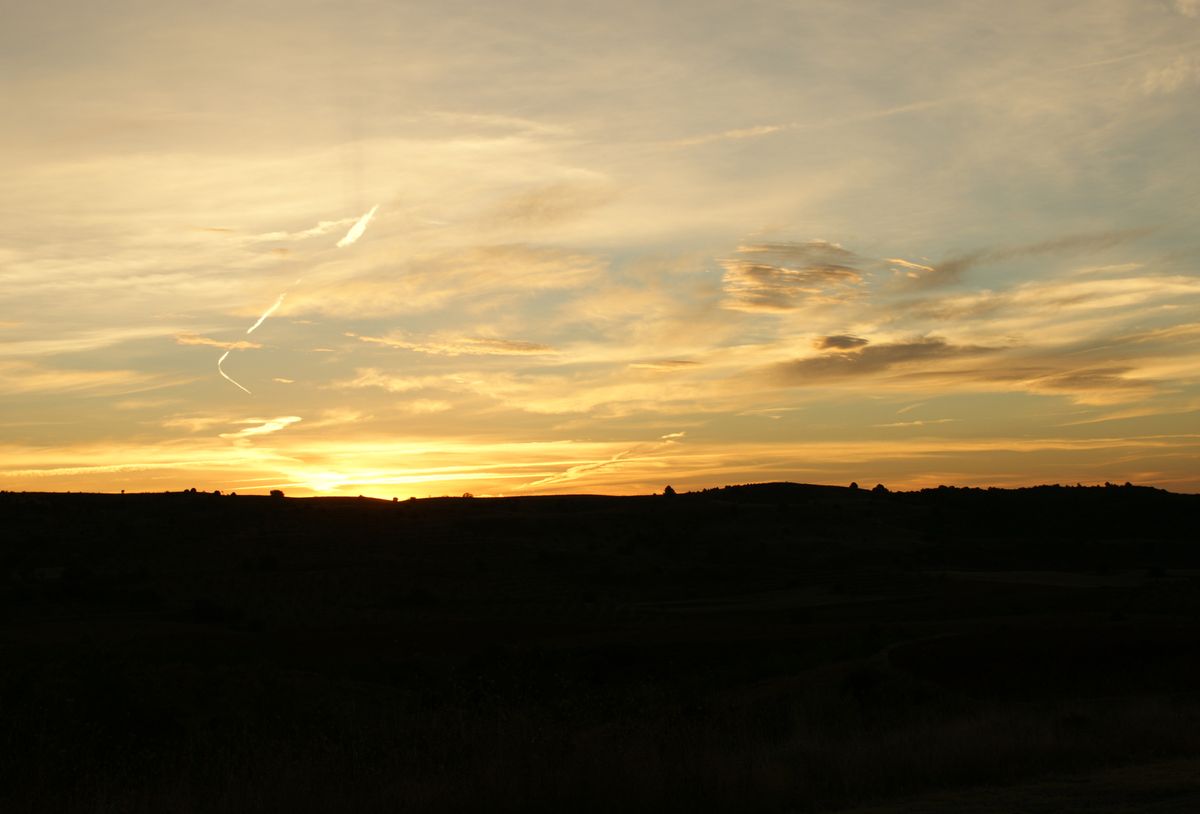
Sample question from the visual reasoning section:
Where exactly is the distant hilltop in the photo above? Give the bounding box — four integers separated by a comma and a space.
0, 479, 1190, 501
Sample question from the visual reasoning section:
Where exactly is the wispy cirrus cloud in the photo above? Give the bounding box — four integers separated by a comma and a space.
402, 399, 454, 414
628, 359, 700, 371
773, 337, 997, 384
2, 327, 183, 358
162, 414, 233, 433
1142, 55, 1200, 93
1022, 367, 1156, 403
250, 217, 354, 244
900, 273, 1200, 341
485, 179, 614, 229
285, 244, 607, 318
669, 98, 953, 148
175, 333, 262, 351
219, 416, 302, 440
875, 418, 957, 428
332, 369, 455, 394
886, 258, 935, 276
354, 332, 557, 356
910, 229, 1153, 288
519, 431, 686, 490
0, 361, 156, 395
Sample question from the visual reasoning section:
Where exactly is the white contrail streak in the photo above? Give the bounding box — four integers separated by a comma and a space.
217, 350, 251, 394
246, 293, 286, 335
336, 204, 379, 248
216, 205, 378, 393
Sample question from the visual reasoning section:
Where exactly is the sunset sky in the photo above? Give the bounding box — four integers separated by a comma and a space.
2, 0, 1199, 497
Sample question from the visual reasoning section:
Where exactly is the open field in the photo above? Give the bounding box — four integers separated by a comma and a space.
2, 483, 1198, 811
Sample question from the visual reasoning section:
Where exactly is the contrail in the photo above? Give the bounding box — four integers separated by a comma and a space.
217, 350, 251, 394
217, 204, 380, 393
521, 432, 686, 490
246, 293, 286, 335
337, 204, 379, 248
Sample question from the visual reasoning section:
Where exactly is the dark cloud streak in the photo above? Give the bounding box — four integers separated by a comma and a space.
814, 334, 869, 350
916, 228, 1154, 288
774, 337, 997, 383
723, 240, 865, 311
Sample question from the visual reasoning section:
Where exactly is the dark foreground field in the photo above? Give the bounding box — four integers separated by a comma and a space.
3, 482, 1199, 812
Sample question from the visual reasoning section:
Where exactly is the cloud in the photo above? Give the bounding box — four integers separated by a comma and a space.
115, 397, 181, 411
336, 204, 380, 249
252, 217, 354, 244
286, 244, 607, 318
1020, 367, 1158, 405
355, 333, 557, 356
669, 98, 953, 148
903, 275, 1200, 337
402, 399, 453, 414
486, 179, 614, 228
1142, 55, 1200, 94
737, 240, 860, 264
773, 338, 996, 384
912, 229, 1154, 288
519, 432, 685, 490
302, 408, 371, 429
1, 326, 184, 358
219, 415, 302, 440
0, 361, 155, 395
332, 369, 446, 394
673, 124, 786, 147
721, 241, 865, 312
886, 258, 934, 275
814, 335, 869, 350
163, 415, 233, 433
875, 418, 956, 428
175, 333, 262, 351
628, 360, 700, 371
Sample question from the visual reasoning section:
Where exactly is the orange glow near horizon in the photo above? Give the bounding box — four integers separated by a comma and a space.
3, 433, 1198, 498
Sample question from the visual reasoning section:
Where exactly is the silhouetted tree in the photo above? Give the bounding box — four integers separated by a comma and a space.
663, 485, 677, 497
270, 489, 284, 498
849, 482, 859, 490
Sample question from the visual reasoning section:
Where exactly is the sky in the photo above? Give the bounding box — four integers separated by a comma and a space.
2, 0, 1199, 497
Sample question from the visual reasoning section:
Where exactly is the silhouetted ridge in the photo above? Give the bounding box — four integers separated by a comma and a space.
2, 481, 1197, 810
